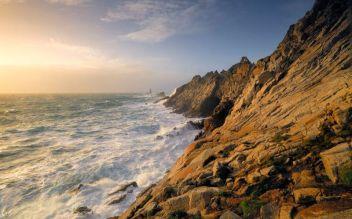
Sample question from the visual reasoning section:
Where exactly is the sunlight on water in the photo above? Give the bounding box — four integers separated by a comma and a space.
0, 94, 199, 218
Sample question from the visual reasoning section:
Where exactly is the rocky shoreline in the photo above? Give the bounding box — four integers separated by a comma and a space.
115, 0, 352, 218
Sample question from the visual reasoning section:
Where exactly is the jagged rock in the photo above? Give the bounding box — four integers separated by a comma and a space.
210, 177, 224, 187
226, 178, 234, 189
164, 61, 252, 117
293, 188, 321, 204
188, 120, 204, 129
187, 208, 201, 218
210, 196, 221, 210
73, 206, 92, 215
155, 186, 177, 202
259, 166, 276, 177
204, 100, 234, 133
143, 201, 159, 216
320, 143, 352, 184
259, 189, 283, 203
69, 183, 83, 194
228, 154, 246, 169
246, 169, 265, 184
189, 187, 222, 209
191, 148, 215, 166
179, 184, 196, 195
119, 0, 352, 218
278, 204, 295, 219
292, 170, 317, 188
233, 177, 246, 190
107, 194, 127, 205
219, 210, 242, 219
108, 181, 138, 196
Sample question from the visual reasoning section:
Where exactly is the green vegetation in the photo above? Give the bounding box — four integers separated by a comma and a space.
340, 167, 352, 185
239, 199, 264, 218
338, 129, 352, 138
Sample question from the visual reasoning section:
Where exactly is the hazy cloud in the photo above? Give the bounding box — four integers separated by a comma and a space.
0, 0, 90, 5
46, 0, 90, 5
102, 0, 217, 43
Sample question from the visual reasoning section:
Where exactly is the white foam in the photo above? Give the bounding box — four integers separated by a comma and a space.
0, 94, 199, 218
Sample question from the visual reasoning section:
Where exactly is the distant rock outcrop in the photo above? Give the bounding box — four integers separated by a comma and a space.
120, 0, 352, 218
164, 56, 253, 117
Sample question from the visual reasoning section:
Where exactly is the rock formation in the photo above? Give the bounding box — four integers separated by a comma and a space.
119, 0, 352, 218
164, 56, 253, 117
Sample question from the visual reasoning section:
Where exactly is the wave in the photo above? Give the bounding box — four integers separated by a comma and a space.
169, 88, 177, 97
0, 94, 199, 218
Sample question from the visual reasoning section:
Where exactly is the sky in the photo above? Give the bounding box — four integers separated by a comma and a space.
0, 0, 314, 94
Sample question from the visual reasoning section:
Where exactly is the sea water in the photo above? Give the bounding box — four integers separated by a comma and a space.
0, 94, 199, 218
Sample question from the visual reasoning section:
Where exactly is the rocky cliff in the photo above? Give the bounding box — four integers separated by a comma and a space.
119, 0, 352, 218
164, 56, 253, 118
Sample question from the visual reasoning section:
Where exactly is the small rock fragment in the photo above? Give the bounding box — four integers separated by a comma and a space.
73, 206, 92, 215
219, 210, 242, 219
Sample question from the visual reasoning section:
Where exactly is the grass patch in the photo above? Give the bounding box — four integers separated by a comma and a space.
239, 199, 264, 218
340, 167, 352, 185
338, 129, 352, 138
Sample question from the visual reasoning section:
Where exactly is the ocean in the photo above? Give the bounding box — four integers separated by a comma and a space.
0, 94, 199, 218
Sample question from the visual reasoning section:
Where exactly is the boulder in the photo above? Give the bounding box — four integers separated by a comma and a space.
219, 210, 242, 219
259, 166, 276, 177
191, 148, 215, 166
246, 169, 265, 184
228, 154, 246, 169
320, 143, 352, 184
163, 194, 190, 211
260, 202, 279, 219
189, 187, 222, 209
291, 170, 317, 188
278, 204, 295, 219
295, 199, 352, 219
293, 188, 321, 204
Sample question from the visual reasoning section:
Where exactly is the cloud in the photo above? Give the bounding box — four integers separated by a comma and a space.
45, 38, 124, 69
0, 0, 90, 5
46, 0, 91, 5
102, 0, 217, 43
0, 0, 25, 4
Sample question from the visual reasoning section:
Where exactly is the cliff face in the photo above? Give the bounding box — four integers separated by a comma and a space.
121, 0, 352, 218
164, 57, 253, 117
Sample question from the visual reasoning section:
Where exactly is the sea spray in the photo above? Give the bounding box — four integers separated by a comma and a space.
0, 94, 199, 218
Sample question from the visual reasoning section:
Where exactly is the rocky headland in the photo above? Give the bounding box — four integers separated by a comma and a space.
118, 0, 352, 218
